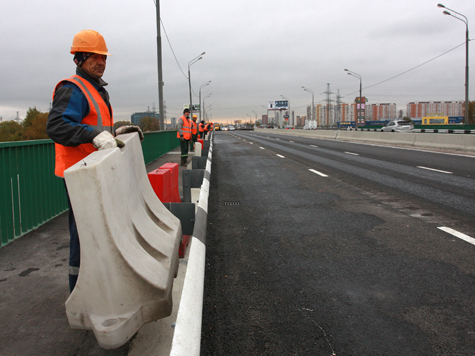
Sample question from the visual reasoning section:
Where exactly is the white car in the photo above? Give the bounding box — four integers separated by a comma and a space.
381, 120, 414, 132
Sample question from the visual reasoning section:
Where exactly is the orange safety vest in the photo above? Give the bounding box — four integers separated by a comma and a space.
177, 115, 192, 140
53, 75, 113, 178
199, 122, 205, 132
191, 120, 197, 135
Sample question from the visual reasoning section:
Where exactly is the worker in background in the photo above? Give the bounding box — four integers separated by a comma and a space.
199, 120, 205, 139
46, 29, 143, 292
191, 115, 198, 150
177, 108, 192, 166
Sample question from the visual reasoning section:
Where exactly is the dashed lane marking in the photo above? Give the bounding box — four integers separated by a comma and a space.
309, 169, 328, 177
276, 154, 285, 158
438, 227, 475, 246
417, 166, 453, 174
345, 152, 359, 156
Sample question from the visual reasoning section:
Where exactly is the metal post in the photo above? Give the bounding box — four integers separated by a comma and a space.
155, 1, 164, 130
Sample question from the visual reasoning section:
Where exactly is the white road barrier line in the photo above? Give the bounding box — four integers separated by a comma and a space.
438, 227, 475, 246
309, 169, 328, 177
276, 154, 285, 158
345, 152, 359, 156
417, 166, 453, 174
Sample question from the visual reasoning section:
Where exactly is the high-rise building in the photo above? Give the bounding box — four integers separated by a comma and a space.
406, 101, 463, 118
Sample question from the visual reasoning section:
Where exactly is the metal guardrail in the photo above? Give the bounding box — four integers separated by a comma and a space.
0, 130, 179, 248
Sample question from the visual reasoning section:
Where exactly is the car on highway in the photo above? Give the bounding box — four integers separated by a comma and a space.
229, 125, 235, 131
381, 119, 414, 132
222, 126, 229, 131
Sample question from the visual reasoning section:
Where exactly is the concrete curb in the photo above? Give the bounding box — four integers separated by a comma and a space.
266, 129, 475, 153
169, 134, 213, 356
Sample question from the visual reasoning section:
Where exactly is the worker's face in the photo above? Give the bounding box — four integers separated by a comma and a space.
184, 112, 190, 117
82, 54, 107, 78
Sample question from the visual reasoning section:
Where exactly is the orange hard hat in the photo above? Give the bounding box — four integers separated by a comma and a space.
193, 115, 197, 119
70, 30, 111, 56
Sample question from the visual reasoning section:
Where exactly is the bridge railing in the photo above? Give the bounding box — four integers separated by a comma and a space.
0, 130, 179, 248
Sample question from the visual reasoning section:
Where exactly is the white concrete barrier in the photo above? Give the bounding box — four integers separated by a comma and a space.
194, 141, 202, 157
63, 132, 181, 349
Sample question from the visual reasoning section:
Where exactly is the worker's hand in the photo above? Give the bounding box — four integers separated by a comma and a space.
179, 135, 184, 142
115, 125, 144, 142
92, 131, 125, 150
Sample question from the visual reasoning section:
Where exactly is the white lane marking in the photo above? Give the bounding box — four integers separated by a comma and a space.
289, 140, 294, 143
345, 152, 359, 156
438, 227, 475, 246
260, 147, 265, 150
249, 142, 253, 144
276, 154, 285, 158
309, 169, 328, 177
417, 166, 453, 174
310, 145, 318, 148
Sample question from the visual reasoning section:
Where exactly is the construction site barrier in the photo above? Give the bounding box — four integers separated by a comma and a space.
63, 132, 182, 349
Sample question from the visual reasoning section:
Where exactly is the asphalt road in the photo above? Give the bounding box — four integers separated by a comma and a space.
201, 131, 475, 356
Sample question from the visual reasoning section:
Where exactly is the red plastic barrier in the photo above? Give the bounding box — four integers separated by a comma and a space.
159, 163, 181, 203
179, 235, 191, 258
148, 168, 171, 202
198, 138, 204, 147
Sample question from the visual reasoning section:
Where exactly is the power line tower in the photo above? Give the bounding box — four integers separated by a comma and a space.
335, 89, 342, 123
322, 83, 334, 126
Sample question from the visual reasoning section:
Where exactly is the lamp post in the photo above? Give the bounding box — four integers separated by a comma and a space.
188, 52, 205, 116
155, 0, 165, 130
438, 3, 470, 124
246, 114, 252, 124
199, 81, 211, 122
344, 69, 364, 125
281, 94, 291, 127
302, 86, 315, 124
252, 110, 257, 125
203, 93, 211, 122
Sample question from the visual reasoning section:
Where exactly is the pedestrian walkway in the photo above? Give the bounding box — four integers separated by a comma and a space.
0, 146, 195, 356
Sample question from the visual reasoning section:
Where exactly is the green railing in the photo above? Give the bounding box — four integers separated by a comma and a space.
0, 130, 179, 248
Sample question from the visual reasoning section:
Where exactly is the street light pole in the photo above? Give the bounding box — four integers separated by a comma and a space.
438, 3, 470, 124
302, 86, 315, 125
155, 0, 164, 130
252, 110, 257, 125
188, 52, 205, 117
199, 81, 211, 122
203, 93, 211, 122
344, 69, 364, 125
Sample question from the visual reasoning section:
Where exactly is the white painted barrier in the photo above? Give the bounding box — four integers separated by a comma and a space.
194, 141, 202, 157
63, 132, 182, 349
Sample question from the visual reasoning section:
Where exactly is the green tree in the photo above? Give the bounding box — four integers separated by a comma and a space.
0, 120, 23, 142
139, 116, 160, 132
468, 100, 475, 125
22, 108, 49, 140
114, 121, 132, 130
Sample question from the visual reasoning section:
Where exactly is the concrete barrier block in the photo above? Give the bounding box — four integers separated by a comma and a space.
194, 141, 202, 157
63, 132, 182, 349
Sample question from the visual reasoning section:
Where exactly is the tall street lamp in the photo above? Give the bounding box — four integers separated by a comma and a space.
438, 3, 470, 124
281, 94, 291, 127
155, 0, 164, 130
302, 86, 315, 124
199, 81, 211, 122
344, 69, 364, 125
203, 93, 211, 122
188, 52, 205, 116
252, 110, 257, 124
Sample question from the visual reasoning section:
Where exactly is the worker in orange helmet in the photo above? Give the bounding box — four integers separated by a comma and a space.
190, 114, 198, 150
46, 29, 143, 292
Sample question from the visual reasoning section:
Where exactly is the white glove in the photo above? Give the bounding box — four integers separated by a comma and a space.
115, 125, 144, 142
92, 131, 124, 150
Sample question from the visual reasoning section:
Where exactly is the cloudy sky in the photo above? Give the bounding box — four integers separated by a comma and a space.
1, 0, 473, 124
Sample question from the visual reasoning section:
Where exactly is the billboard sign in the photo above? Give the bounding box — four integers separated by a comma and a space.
268, 100, 289, 110
183, 104, 200, 112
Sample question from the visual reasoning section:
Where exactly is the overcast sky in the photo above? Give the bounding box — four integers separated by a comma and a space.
1, 0, 473, 124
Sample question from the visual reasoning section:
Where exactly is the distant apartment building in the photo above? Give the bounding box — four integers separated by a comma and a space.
365, 103, 397, 121
406, 101, 463, 118
130, 110, 159, 126
262, 114, 268, 125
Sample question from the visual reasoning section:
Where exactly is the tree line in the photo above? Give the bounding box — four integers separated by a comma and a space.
0, 107, 161, 142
